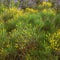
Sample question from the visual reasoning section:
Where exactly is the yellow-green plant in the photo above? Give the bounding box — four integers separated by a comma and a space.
37, 2, 52, 11
49, 29, 60, 51
25, 8, 38, 13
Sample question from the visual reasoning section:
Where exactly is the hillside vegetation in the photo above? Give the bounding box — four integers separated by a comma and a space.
0, 1, 60, 60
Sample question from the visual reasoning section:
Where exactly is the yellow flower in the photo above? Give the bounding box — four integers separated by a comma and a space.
42, 9, 56, 15
42, 2, 52, 7
42, 2, 47, 5
42, 9, 47, 13
49, 29, 60, 50
26, 8, 38, 13
47, 2, 52, 7
50, 39, 55, 43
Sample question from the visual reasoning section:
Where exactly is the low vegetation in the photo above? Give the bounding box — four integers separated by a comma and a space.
0, 1, 60, 60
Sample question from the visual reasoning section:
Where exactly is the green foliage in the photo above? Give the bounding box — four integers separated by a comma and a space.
55, 13, 60, 29
0, 5, 60, 60
0, 4, 6, 14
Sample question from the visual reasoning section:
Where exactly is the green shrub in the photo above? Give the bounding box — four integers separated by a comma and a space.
55, 13, 60, 29
0, 6, 60, 60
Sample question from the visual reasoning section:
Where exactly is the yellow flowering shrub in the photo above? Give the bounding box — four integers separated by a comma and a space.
38, 2, 52, 11
49, 29, 60, 50
8, 7, 24, 18
42, 2, 52, 7
42, 9, 56, 15
1, 7, 25, 21
26, 8, 38, 13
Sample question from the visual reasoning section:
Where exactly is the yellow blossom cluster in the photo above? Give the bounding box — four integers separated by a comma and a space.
4, 7, 24, 19
42, 9, 56, 15
26, 8, 38, 13
9, 7, 24, 18
42, 2, 52, 7
49, 29, 60, 50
